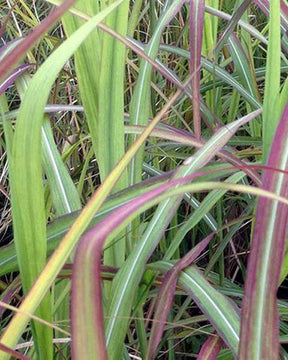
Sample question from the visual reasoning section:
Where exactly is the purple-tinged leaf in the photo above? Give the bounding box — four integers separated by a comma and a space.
190, 0, 205, 140
145, 120, 262, 186
0, 0, 76, 80
205, 6, 268, 47
281, 0, 288, 19
0, 39, 23, 62
0, 343, 31, 360
227, 34, 260, 100
0, 277, 21, 318
254, 0, 288, 30
71, 170, 217, 360
0, 64, 34, 95
105, 111, 261, 360
71, 111, 261, 360
239, 105, 288, 360
146, 233, 214, 360
197, 336, 223, 360
215, 0, 253, 54
72, 166, 288, 360
71, 174, 206, 360
151, 262, 240, 355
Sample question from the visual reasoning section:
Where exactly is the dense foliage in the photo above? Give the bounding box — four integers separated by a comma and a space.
0, 0, 287, 359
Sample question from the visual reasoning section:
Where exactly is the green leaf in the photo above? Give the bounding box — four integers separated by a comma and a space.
239, 106, 288, 360
149, 261, 240, 355
42, 118, 81, 216
0, 1, 124, 357
262, 0, 281, 160
105, 111, 260, 360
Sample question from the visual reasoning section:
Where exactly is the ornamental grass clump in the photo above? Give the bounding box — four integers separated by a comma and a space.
0, 0, 287, 359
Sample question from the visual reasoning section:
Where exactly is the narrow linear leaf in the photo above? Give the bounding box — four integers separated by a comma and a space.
239, 105, 288, 360
149, 261, 240, 355
0, 0, 76, 80
197, 336, 223, 360
129, 0, 186, 185
0, 343, 32, 360
215, 0, 253, 55
190, 0, 205, 139
262, 0, 281, 160
0, 64, 34, 95
105, 111, 259, 360
146, 233, 214, 359
0, 1, 124, 356
42, 118, 81, 216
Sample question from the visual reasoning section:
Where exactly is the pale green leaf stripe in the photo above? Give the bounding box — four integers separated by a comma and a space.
0, 105, 84, 121
205, 5, 268, 46
143, 163, 218, 231
164, 171, 245, 260
0, 1, 124, 357
42, 118, 81, 216
15, 74, 81, 216
41, 118, 81, 345
159, 44, 261, 109
228, 37, 255, 97
129, 0, 186, 185
105, 112, 259, 359
98, 0, 129, 181
149, 261, 240, 355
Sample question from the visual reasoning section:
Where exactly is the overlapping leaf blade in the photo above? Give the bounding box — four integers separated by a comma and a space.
190, 0, 205, 139
239, 105, 288, 360
105, 111, 260, 360
0, 2, 124, 356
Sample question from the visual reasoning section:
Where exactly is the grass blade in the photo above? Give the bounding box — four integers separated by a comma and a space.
0, 1, 124, 357
0, 64, 33, 95
150, 261, 240, 355
197, 336, 223, 360
239, 105, 288, 359
215, 0, 253, 55
190, 0, 205, 139
262, 0, 281, 160
42, 118, 81, 216
146, 234, 214, 359
98, 0, 129, 268
0, 0, 76, 80
105, 112, 259, 360
128, 0, 186, 186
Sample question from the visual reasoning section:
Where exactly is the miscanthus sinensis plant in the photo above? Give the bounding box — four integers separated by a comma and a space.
0, 0, 287, 359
